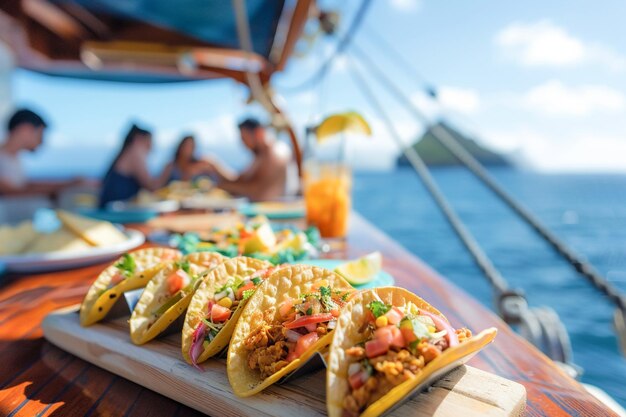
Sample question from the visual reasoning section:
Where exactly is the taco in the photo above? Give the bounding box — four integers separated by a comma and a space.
326, 286, 497, 417
80, 247, 181, 326
129, 252, 225, 344
181, 256, 275, 368
227, 265, 354, 397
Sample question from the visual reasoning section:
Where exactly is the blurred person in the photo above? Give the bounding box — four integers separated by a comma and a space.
99, 124, 170, 207
166, 135, 214, 181
0, 108, 83, 197
207, 118, 293, 201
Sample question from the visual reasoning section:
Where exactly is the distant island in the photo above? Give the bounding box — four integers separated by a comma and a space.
397, 122, 513, 167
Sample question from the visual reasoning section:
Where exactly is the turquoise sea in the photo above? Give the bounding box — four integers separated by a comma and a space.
353, 167, 626, 407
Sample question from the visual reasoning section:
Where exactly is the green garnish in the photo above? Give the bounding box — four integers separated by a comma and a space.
251, 277, 262, 285
368, 301, 392, 318
175, 260, 191, 274
306, 306, 313, 315
242, 289, 256, 300
319, 286, 338, 312
115, 253, 136, 277
402, 316, 432, 341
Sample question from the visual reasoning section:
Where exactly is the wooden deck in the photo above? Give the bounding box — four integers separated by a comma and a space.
0, 212, 617, 416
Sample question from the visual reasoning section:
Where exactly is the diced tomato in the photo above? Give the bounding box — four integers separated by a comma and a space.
330, 309, 340, 317
294, 332, 319, 358
239, 229, 253, 239
286, 350, 299, 362
390, 326, 405, 348
236, 282, 256, 299
349, 371, 367, 390
167, 269, 190, 295
385, 307, 404, 325
279, 299, 294, 318
305, 323, 318, 333
210, 304, 231, 322
400, 326, 417, 344
284, 313, 334, 329
365, 338, 390, 358
110, 273, 125, 286
364, 310, 376, 324
374, 325, 395, 345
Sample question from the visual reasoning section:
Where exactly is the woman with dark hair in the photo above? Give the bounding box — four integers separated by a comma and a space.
99, 124, 171, 207
166, 135, 215, 182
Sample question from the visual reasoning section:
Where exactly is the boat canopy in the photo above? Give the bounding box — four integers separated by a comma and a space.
0, 0, 313, 83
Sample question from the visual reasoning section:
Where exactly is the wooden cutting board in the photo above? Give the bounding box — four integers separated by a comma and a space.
42, 306, 526, 417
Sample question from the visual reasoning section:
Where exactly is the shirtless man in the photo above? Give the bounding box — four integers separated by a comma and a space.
0, 109, 82, 197
210, 118, 291, 201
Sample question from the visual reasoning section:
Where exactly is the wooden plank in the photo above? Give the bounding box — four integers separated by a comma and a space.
42, 306, 526, 417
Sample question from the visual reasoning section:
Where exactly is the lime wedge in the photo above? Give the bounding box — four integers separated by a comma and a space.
316, 112, 372, 142
334, 252, 382, 285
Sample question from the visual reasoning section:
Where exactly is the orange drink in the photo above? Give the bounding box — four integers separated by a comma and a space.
304, 162, 351, 239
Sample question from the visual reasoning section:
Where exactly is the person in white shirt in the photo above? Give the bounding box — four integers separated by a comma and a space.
0, 108, 82, 197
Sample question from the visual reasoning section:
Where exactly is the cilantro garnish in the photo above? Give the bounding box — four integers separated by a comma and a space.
242, 289, 256, 300
368, 301, 391, 318
251, 277, 262, 285
115, 253, 136, 277
319, 286, 338, 312
306, 306, 313, 315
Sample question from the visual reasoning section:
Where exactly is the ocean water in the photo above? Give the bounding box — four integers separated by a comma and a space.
353, 167, 626, 407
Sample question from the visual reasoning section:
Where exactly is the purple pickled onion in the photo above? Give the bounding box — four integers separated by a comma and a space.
418, 310, 459, 347
190, 322, 207, 371
285, 329, 302, 342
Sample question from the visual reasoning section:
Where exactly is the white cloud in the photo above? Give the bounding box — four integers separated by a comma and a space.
521, 80, 626, 116
438, 87, 481, 114
412, 86, 481, 117
494, 20, 626, 71
390, 0, 422, 12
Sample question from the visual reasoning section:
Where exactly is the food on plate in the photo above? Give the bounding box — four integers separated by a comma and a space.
79, 247, 182, 326
129, 252, 225, 344
181, 257, 274, 367
0, 209, 131, 256
334, 252, 382, 286
326, 287, 497, 417
227, 265, 354, 397
57, 209, 128, 246
0, 220, 38, 255
173, 215, 318, 264
25, 227, 93, 254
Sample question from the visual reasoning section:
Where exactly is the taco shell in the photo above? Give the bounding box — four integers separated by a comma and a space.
227, 265, 353, 397
181, 256, 272, 364
80, 247, 182, 326
326, 286, 497, 417
129, 252, 225, 344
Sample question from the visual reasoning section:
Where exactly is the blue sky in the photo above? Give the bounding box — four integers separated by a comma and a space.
5, 0, 626, 175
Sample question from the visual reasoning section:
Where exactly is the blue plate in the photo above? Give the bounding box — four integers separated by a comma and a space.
239, 203, 305, 220
299, 259, 395, 289
78, 208, 159, 224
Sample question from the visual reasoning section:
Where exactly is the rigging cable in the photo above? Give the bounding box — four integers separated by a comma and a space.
277, 0, 372, 92
348, 42, 626, 317
348, 55, 576, 371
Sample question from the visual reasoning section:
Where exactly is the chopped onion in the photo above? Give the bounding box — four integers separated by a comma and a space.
327, 320, 337, 330
227, 287, 236, 301
189, 323, 206, 371
418, 310, 459, 347
348, 363, 361, 376
285, 329, 302, 342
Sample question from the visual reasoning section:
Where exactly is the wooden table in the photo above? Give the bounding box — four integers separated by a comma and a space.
0, 213, 616, 416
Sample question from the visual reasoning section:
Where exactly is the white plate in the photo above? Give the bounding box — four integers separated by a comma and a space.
180, 196, 248, 210
0, 229, 145, 273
